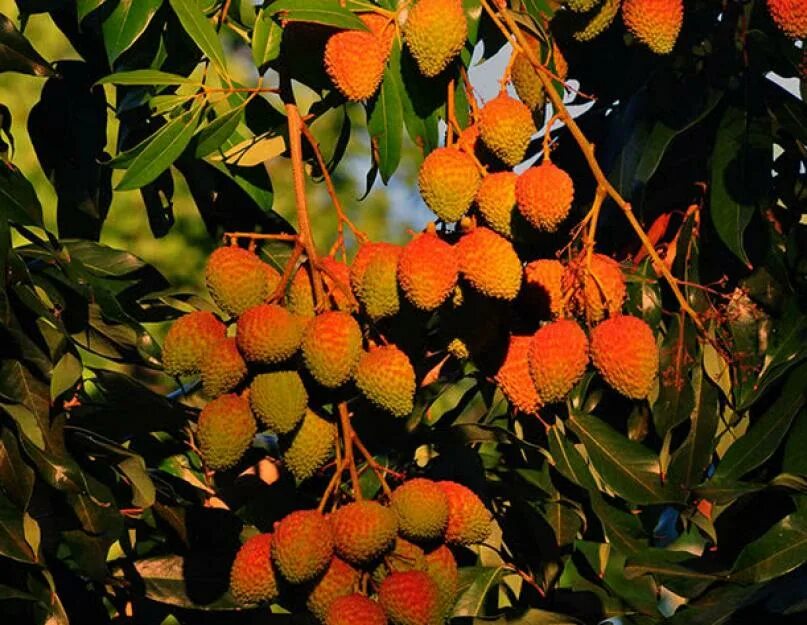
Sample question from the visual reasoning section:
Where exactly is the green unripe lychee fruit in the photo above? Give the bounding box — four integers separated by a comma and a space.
351, 243, 402, 320
236, 303, 304, 364
403, 0, 467, 77
390, 478, 449, 542
163, 311, 226, 377
330, 500, 398, 566
281, 409, 337, 481
230, 533, 279, 605
197, 394, 256, 470
478, 93, 536, 167
201, 337, 247, 398
355, 345, 416, 417
206, 246, 270, 317
301, 311, 362, 388
250, 371, 308, 434
272, 509, 334, 584
417, 147, 481, 222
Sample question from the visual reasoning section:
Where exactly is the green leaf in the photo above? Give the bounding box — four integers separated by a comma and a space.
0, 13, 54, 76
117, 106, 203, 190
118, 456, 156, 508
168, 0, 228, 74
192, 105, 245, 158
267, 0, 367, 30
547, 425, 597, 490
709, 105, 772, 267
133, 556, 242, 609
452, 566, 506, 617
102, 0, 163, 63
0, 491, 35, 563
567, 412, 683, 504
367, 67, 403, 183
251, 7, 281, 72
0, 164, 43, 226
50, 351, 82, 400
712, 363, 806, 481
589, 492, 648, 554
667, 365, 720, 489
78, 0, 106, 22
0, 428, 34, 510
97, 69, 199, 86
653, 315, 696, 436
731, 509, 807, 584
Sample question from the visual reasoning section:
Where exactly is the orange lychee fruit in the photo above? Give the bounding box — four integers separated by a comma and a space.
397, 229, 458, 310
516, 161, 575, 232
325, 30, 386, 101
590, 314, 659, 399
418, 147, 481, 222
495, 335, 543, 414
162, 311, 226, 377
478, 93, 536, 167
456, 226, 522, 300
527, 319, 589, 403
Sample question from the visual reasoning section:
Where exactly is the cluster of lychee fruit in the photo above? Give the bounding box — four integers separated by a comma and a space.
228, 478, 492, 623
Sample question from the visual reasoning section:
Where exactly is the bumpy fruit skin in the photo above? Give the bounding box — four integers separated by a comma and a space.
288, 266, 316, 317
622, 0, 684, 54
403, 0, 467, 77
272, 510, 334, 584
326, 594, 387, 625
475, 172, 517, 237
302, 312, 363, 387
206, 246, 270, 317
237, 304, 304, 364
325, 30, 386, 101
351, 243, 402, 320
456, 227, 522, 300
478, 93, 536, 167
512, 38, 568, 110
528, 319, 589, 403
355, 346, 416, 417
438, 481, 492, 545
524, 259, 565, 319
567, 0, 599, 11
250, 371, 308, 434
575, 0, 621, 42
330, 500, 398, 566
306, 557, 360, 621
360, 13, 395, 58
516, 162, 575, 232
201, 337, 247, 398
418, 147, 481, 222
230, 533, 279, 605
197, 394, 256, 470
321, 257, 353, 311
163, 311, 226, 376
378, 570, 442, 625
425, 545, 458, 616
372, 538, 427, 583
590, 315, 659, 399
768, 0, 807, 38
495, 335, 542, 414
397, 230, 458, 310
565, 253, 626, 322
391, 478, 449, 542
282, 409, 337, 481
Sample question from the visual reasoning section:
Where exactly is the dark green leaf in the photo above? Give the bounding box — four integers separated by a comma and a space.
0, 491, 35, 563
589, 493, 648, 554
567, 412, 683, 504
0, 164, 43, 226
133, 556, 242, 609
251, 7, 281, 72
267, 0, 367, 30
78, 0, 106, 22
0, 428, 34, 510
50, 351, 82, 400
731, 509, 807, 584
193, 105, 245, 158
653, 314, 696, 436
102, 0, 163, 63
168, 0, 228, 73
548, 425, 597, 490
367, 67, 403, 183
117, 106, 203, 190
118, 456, 156, 508
97, 69, 198, 86
0, 13, 54, 76
452, 566, 506, 617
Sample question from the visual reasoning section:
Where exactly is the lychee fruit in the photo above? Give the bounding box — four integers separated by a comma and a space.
321, 256, 354, 311
287, 265, 316, 317
565, 253, 626, 322
249, 370, 308, 435
475, 172, 517, 237
456, 226, 522, 300
325, 30, 386, 101
478, 93, 536, 167
397, 229, 458, 310
281, 409, 337, 481
767, 0, 807, 38
418, 147, 481, 222
162, 311, 226, 377
378, 570, 442, 625
355, 345, 416, 417
306, 556, 360, 621
236, 303, 304, 364
390, 478, 449, 542
528, 319, 589, 403
622, 0, 684, 54
516, 161, 575, 232
302, 311, 363, 387
200, 337, 247, 398
495, 335, 543, 414
438, 481, 492, 545
523, 258, 565, 319
425, 544, 458, 616
371, 538, 427, 583
197, 394, 256, 470
229, 533, 279, 605
330, 500, 398, 566
206, 246, 270, 317
360, 13, 395, 58
403, 0, 467, 77
351, 243, 402, 320
590, 314, 659, 399
326, 593, 387, 625
272, 509, 334, 584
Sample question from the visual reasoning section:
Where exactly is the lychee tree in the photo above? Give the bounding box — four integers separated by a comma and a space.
0, 1, 805, 624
